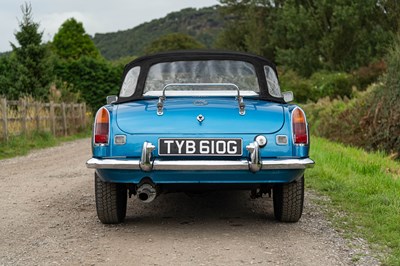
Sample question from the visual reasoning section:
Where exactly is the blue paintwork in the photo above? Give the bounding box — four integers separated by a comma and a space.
96, 168, 305, 184
116, 97, 285, 134
92, 96, 310, 185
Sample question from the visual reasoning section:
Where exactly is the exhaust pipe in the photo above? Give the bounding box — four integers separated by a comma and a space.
136, 182, 157, 203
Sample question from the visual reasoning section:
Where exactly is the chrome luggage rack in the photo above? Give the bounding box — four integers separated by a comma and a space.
156, 83, 245, 116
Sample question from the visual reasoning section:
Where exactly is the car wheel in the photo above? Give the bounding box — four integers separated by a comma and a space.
95, 172, 127, 224
273, 175, 304, 222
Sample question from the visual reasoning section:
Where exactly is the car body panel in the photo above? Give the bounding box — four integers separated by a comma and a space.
115, 97, 285, 135
95, 168, 305, 184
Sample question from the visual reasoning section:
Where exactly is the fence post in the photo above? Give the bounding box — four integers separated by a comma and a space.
1, 98, 8, 141
82, 102, 86, 128
50, 101, 56, 135
70, 103, 75, 132
22, 99, 27, 135
61, 103, 67, 136
78, 104, 82, 128
35, 102, 40, 131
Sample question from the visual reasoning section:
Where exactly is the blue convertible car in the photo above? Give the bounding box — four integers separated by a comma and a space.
86, 51, 314, 224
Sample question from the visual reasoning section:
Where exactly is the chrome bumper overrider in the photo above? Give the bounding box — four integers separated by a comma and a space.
87, 141, 314, 172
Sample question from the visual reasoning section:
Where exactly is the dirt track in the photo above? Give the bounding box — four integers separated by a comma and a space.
0, 138, 379, 265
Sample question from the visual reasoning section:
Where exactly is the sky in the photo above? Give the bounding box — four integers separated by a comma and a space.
0, 0, 219, 52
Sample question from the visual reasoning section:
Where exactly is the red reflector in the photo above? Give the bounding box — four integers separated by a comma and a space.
95, 134, 108, 143
94, 108, 109, 144
292, 108, 308, 144
295, 133, 308, 144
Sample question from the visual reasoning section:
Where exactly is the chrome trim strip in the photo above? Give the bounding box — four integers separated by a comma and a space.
86, 158, 314, 171
153, 160, 250, 171
262, 158, 315, 169
86, 158, 140, 170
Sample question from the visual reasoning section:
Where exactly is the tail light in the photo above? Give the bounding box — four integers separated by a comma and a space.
94, 107, 110, 145
292, 107, 308, 145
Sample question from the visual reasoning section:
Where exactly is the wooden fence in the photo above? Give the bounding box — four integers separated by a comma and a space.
0, 98, 88, 141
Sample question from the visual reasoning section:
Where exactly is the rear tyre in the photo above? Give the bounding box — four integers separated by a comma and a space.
95, 172, 127, 224
273, 175, 304, 222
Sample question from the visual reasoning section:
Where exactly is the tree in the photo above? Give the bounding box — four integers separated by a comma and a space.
9, 3, 52, 99
144, 33, 204, 54
215, 0, 281, 60
52, 18, 100, 60
0, 54, 16, 97
51, 18, 117, 110
217, 0, 396, 76
274, 0, 394, 76
53, 56, 122, 110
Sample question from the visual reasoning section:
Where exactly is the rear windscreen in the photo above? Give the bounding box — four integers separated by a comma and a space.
143, 60, 260, 94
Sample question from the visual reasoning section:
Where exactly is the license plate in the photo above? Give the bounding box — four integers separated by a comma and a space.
158, 138, 242, 156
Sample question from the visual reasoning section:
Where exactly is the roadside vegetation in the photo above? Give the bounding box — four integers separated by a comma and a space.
0, 129, 90, 160
303, 34, 400, 158
308, 137, 400, 265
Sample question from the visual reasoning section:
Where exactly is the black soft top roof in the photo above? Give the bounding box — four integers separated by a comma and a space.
117, 50, 284, 103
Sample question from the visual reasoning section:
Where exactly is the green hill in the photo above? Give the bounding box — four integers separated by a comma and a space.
92, 6, 224, 60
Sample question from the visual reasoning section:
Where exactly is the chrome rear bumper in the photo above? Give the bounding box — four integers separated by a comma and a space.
86, 157, 314, 171
87, 141, 314, 172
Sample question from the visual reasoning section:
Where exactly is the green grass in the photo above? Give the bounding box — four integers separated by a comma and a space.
0, 130, 91, 160
307, 137, 400, 265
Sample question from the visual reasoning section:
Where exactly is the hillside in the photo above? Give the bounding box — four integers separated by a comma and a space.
92, 6, 224, 60
0, 51, 11, 58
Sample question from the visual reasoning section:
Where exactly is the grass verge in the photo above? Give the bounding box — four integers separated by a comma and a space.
0, 130, 91, 160
307, 137, 400, 265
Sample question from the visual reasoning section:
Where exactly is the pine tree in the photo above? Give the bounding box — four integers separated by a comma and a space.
10, 3, 52, 99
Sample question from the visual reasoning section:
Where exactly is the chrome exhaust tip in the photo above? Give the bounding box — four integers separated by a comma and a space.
136, 183, 157, 203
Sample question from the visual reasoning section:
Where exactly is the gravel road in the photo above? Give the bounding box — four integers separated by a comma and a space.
0, 138, 380, 265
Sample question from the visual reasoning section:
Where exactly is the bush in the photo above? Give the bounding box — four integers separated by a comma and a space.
309, 71, 356, 100
362, 35, 400, 154
303, 34, 400, 157
352, 60, 387, 90
279, 69, 356, 103
279, 69, 313, 103
54, 56, 123, 110
302, 86, 375, 147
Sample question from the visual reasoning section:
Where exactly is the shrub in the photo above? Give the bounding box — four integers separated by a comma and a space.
361, 35, 400, 154
303, 34, 400, 157
279, 69, 357, 103
302, 86, 375, 148
309, 71, 356, 99
352, 60, 387, 90
54, 56, 123, 110
279, 69, 314, 103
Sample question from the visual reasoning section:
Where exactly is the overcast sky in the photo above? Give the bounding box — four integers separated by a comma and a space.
0, 0, 219, 52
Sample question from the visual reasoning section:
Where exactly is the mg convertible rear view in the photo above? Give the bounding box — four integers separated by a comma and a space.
86, 51, 314, 224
